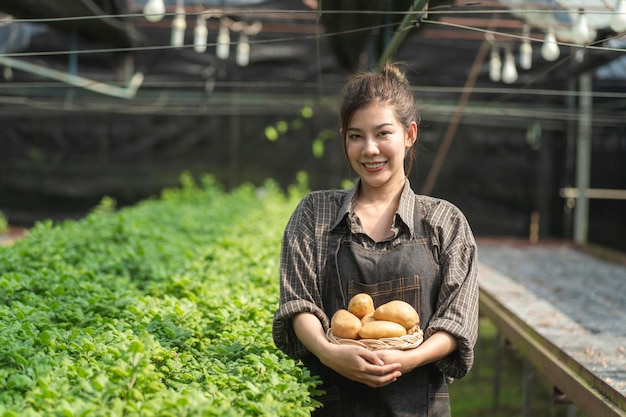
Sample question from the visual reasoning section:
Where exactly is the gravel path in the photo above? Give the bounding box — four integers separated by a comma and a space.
477, 240, 626, 399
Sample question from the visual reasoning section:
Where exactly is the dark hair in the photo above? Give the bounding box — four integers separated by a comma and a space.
339, 63, 420, 176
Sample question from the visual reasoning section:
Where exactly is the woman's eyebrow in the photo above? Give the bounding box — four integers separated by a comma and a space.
346, 123, 393, 132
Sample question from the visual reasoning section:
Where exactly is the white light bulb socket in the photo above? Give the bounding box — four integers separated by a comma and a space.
217, 24, 230, 60
237, 33, 250, 67
519, 40, 533, 70
143, 0, 166, 22
489, 49, 501, 82
171, 11, 187, 48
194, 16, 208, 53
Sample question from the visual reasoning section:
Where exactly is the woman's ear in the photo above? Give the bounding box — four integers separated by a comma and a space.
339, 128, 344, 138
405, 122, 418, 147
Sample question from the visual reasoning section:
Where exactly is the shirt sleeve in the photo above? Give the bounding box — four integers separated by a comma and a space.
272, 194, 329, 359
424, 201, 479, 379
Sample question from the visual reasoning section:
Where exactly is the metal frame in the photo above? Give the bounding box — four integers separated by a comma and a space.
480, 288, 626, 417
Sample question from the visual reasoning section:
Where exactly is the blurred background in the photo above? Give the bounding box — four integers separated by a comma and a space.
0, 0, 624, 251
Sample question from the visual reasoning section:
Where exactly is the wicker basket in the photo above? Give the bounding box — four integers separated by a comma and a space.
326, 327, 423, 351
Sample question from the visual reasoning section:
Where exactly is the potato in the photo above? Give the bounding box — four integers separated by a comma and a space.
359, 320, 407, 339
331, 309, 362, 339
373, 300, 420, 329
360, 311, 376, 326
348, 293, 375, 319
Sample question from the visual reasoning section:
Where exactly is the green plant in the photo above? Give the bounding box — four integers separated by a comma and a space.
0, 173, 320, 416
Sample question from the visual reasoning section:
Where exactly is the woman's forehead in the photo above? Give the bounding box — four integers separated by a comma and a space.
348, 104, 399, 129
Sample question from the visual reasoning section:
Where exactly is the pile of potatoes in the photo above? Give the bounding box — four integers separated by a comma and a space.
330, 293, 420, 340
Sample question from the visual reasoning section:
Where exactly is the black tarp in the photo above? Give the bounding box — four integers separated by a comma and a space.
0, 0, 624, 250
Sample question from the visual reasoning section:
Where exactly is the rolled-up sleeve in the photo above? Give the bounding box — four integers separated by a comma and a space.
424, 203, 479, 379
272, 195, 329, 359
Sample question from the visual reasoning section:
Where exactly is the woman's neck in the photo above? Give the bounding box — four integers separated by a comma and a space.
357, 177, 405, 206
353, 178, 405, 242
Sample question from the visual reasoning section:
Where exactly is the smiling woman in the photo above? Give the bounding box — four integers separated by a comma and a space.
272, 63, 479, 417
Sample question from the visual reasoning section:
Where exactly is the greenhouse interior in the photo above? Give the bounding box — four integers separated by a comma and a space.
0, 1, 625, 416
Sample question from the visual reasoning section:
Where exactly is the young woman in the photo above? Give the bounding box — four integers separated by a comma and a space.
272, 63, 479, 417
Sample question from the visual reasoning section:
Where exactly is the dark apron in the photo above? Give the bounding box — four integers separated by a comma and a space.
303, 200, 451, 417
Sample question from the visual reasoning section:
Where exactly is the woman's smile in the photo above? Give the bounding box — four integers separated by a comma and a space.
362, 161, 387, 171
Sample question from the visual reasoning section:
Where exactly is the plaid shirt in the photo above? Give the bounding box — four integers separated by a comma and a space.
272, 180, 479, 379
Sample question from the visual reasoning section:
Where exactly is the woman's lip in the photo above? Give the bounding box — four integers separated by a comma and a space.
362, 161, 386, 170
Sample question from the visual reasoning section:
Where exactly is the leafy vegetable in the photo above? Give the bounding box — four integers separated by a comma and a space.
0, 172, 320, 416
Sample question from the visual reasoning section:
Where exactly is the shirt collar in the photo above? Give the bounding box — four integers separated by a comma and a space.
330, 179, 416, 238
330, 181, 359, 231
397, 179, 417, 239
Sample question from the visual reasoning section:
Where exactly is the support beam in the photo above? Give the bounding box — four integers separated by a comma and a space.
0, 56, 143, 100
376, 0, 429, 69
574, 71, 593, 244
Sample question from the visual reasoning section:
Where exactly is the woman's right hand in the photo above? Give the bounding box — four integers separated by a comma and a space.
319, 343, 403, 388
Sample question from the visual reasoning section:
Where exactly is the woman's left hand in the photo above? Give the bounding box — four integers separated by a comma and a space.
375, 349, 419, 374
376, 331, 459, 374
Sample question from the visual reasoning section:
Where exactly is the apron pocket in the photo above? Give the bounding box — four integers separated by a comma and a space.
348, 275, 420, 309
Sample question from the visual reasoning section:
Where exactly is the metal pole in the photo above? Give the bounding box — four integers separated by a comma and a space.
522, 359, 534, 417
494, 330, 504, 409
574, 71, 592, 244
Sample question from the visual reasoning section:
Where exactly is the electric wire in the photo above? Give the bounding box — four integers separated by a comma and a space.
0, 19, 623, 58
0, 7, 622, 24
0, 5, 624, 116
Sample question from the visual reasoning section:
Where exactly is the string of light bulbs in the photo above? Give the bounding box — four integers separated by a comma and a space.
421, 15, 626, 85
2, 6, 625, 23
0, 15, 623, 61
0, 2, 624, 94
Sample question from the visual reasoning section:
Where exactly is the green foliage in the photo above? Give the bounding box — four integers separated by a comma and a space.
0, 172, 319, 416
263, 100, 317, 144
311, 129, 336, 159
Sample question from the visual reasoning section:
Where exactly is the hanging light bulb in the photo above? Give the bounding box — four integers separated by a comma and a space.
194, 15, 208, 53
489, 47, 501, 82
519, 26, 532, 70
572, 8, 591, 45
502, 46, 518, 84
519, 40, 533, 70
216, 20, 230, 60
143, 0, 166, 23
541, 29, 560, 61
237, 32, 250, 67
610, 0, 626, 32
170, 6, 187, 48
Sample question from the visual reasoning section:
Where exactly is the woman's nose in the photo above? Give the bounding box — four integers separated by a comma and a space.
362, 138, 379, 155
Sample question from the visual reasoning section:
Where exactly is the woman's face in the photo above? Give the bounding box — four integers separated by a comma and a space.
342, 104, 417, 190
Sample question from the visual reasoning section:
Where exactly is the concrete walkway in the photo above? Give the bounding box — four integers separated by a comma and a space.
478, 239, 626, 401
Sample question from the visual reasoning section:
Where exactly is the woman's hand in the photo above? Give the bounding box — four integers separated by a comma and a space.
319, 344, 402, 388
292, 312, 402, 388
376, 331, 459, 374
375, 349, 417, 374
